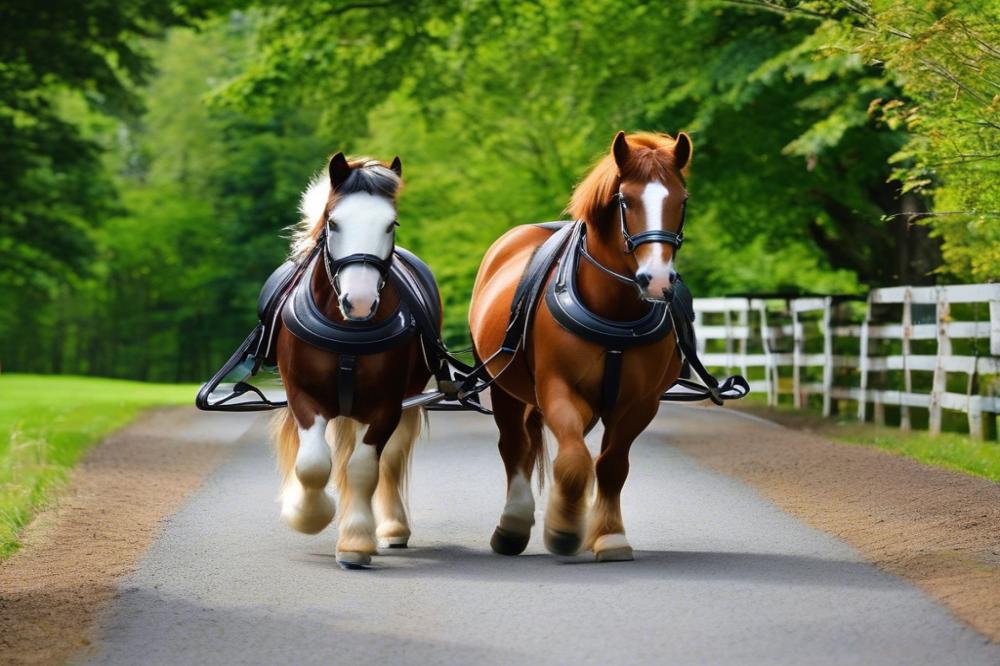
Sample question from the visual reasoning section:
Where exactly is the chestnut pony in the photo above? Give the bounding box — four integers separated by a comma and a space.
469, 131, 692, 561
273, 155, 431, 568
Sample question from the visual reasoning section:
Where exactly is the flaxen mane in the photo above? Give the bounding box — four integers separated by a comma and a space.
567, 132, 686, 226
291, 157, 402, 258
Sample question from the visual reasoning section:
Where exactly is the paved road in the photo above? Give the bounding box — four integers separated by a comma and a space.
88, 406, 998, 665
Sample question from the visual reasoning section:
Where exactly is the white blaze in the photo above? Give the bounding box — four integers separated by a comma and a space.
637, 181, 675, 294
327, 192, 396, 317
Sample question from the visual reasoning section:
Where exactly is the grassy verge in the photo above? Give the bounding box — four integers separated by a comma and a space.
735, 398, 1000, 483
0, 374, 198, 558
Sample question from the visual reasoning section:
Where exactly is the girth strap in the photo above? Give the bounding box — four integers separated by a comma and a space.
602, 349, 624, 420
338, 353, 357, 417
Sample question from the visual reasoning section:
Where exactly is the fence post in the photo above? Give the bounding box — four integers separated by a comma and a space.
738, 305, 749, 381
929, 288, 950, 436
991, 298, 1000, 356
757, 300, 777, 406
857, 295, 872, 423
792, 303, 802, 408
723, 308, 733, 374
900, 288, 913, 432
822, 297, 833, 417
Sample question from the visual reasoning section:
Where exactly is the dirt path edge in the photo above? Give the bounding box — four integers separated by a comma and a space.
671, 406, 1000, 643
0, 407, 258, 665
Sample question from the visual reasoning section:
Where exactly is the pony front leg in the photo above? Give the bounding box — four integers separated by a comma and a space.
333, 413, 400, 568
539, 386, 594, 555
374, 407, 422, 548
276, 410, 336, 535
586, 399, 658, 562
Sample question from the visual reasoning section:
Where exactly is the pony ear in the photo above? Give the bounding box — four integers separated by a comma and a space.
612, 131, 630, 172
674, 132, 693, 171
328, 152, 352, 189
389, 155, 402, 177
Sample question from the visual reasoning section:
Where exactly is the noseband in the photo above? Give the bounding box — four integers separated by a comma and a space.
578, 188, 688, 299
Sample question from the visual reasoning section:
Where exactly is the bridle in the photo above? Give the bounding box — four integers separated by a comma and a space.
321, 214, 398, 318
578, 184, 689, 299
615, 188, 686, 254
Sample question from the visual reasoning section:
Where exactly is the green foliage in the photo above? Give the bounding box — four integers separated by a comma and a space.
737, 0, 1000, 280
0, 0, 231, 282
0, 375, 197, 558
1, 0, 995, 380
2, 14, 331, 380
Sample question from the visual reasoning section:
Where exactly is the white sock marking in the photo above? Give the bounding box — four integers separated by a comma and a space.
295, 416, 331, 487
501, 473, 535, 528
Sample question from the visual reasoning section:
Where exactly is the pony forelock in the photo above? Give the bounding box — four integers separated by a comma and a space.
290, 157, 401, 258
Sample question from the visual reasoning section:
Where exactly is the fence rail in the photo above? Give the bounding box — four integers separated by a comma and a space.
693, 283, 1000, 439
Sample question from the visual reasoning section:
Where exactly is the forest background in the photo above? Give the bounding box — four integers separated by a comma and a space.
2, 0, 997, 382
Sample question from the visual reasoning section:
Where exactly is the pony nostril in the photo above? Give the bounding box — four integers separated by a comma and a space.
340, 295, 353, 312
635, 272, 651, 289
669, 271, 678, 285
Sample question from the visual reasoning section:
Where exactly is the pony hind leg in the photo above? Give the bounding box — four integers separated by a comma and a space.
374, 407, 422, 548
489, 387, 544, 556
274, 409, 336, 535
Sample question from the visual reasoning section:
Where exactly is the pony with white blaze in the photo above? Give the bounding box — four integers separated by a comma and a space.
273, 153, 435, 568
468, 131, 696, 561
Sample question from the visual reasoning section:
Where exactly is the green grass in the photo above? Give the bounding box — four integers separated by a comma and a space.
0, 374, 198, 558
736, 396, 1000, 483
837, 430, 1000, 482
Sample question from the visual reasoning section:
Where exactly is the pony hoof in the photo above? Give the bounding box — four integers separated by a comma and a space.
336, 551, 372, 569
491, 526, 530, 556
380, 536, 409, 549
593, 534, 634, 562
544, 528, 581, 556
376, 521, 410, 549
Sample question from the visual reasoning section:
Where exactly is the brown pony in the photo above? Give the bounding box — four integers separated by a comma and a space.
468, 131, 692, 561
273, 155, 431, 568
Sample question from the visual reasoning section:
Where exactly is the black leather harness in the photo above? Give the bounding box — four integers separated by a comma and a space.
197, 219, 747, 415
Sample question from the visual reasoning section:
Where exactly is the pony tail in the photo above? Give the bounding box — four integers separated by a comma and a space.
272, 409, 299, 482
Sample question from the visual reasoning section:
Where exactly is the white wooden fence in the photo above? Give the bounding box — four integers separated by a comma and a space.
693, 283, 1000, 439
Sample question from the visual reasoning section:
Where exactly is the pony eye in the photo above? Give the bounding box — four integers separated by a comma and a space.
387, 220, 399, 232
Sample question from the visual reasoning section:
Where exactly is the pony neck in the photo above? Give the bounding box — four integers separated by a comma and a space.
310, 253, 400, 325
578, 218, 652, 321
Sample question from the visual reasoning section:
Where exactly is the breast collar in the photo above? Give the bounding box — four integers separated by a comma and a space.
281, 253, 416, 355
544, 222, 676, 350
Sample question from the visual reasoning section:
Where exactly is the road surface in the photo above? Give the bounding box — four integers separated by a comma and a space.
86, 406, 999, 665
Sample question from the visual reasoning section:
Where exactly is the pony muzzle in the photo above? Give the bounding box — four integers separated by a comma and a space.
339, 293, 380, 322
635, 261, 677, 301
335, 264, 384, 321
